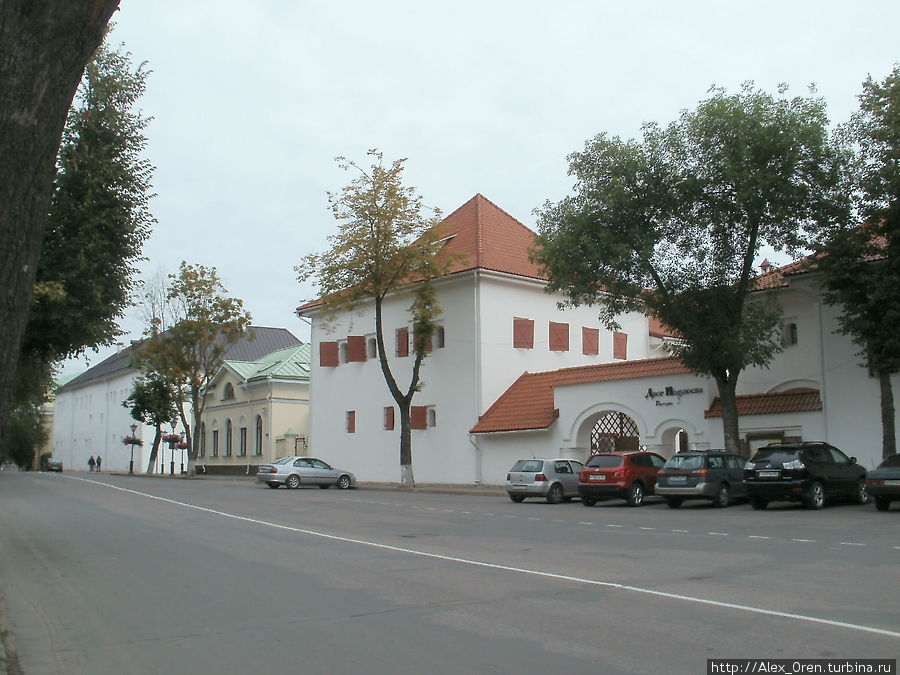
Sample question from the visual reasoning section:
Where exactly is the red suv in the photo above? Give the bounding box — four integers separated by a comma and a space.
578, 451, 667, 506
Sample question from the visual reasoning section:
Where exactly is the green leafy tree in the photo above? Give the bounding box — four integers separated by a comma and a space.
2, 405, 48, 470
0, 1, 120, 435
138, 263, 252, 467
21, 35, 154, 364
123, 373, 180, 473
297, 151, 455, 487
533, 84, 851, 454
816, 65, 900, 459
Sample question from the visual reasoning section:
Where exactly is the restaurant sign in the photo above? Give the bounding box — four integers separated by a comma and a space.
645, 385, 704, 406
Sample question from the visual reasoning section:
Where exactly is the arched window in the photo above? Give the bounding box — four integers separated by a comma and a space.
255, 415, 263, 456
225, 419, 232, 456
223, 382, 235, 400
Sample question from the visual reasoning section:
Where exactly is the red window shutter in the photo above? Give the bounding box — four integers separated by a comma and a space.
347, 335, 366, 362
396, 327, 409, 357
411, 405, 427, 430
513, 318, 534, 349
384, 406, 395, 431
582, 327, 599, 355
346, 411, 356, 434
613, 331, 628, 360
549, 321, 569, 351
320, 341, 339, 367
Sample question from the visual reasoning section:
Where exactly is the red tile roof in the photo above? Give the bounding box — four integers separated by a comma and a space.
704, 389, 822, 418
470, 357, 692, 433
435, 193, 546, 280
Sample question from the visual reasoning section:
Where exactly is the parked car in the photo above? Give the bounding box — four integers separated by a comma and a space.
506, 458, 584, 504
257, 456, 356, 489
866, 454, 900, 512
744, 441, 868, 510
578, 451, 666, 506
655, 450, 747, 508
42, 457, 63, 472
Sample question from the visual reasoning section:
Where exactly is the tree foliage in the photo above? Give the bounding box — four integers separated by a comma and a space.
533, 83, 851, 453
2, 405, 48, 470
123, 373, 180, 473
816, 65, 900, 458
0, 1, 120, 435
137, 262, 252, 466
297, 151, 454, 486
22, 35, 154, 363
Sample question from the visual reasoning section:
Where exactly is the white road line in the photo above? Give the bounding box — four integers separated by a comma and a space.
577, 521, 593, 526
840, 542, 865, 547
69, 476, 900, 641
606, 524, 623, 528
672, 529, 689, 533
792, 538, 815, 543
748, 536, 770, 540
639, 527, 655, 531
708, 532, 728, 536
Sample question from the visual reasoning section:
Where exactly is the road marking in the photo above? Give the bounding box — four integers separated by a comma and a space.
68, 476, 900, 641
792, 538, 815, 543
577, 521, 593, 526
708, 532, 728, 536
671, 529, 689, 533
639, 527, 655, 531
748, 536, 770, 540
840, 542, 865, 547
606, 524, 623, 528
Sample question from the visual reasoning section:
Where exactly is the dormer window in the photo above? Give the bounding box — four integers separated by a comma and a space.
223, 382, 235, 400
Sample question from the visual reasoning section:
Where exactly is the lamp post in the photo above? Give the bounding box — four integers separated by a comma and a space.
179, 434, 186, 474
169, 424, 177, 476
129, 423, 137, 475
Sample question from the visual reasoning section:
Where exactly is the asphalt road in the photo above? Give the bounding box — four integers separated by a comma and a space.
0, 471, 897, 674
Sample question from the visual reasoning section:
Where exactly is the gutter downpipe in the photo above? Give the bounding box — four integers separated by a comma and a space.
470, 270, 483, 484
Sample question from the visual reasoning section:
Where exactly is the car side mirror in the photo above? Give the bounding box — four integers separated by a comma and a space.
849, 457, 857, 465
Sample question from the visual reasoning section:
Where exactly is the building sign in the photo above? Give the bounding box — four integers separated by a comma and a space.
645, 385, 704, 407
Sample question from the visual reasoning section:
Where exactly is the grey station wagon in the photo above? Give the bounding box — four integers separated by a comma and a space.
506, 458, 584, 504
655, 450, 747, 507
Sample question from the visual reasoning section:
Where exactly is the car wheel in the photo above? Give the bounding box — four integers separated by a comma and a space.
875, 497, 890, 511
713, 484, 730, 508
626, 483, 644, 506
666, 498, 683, 509
750, 496, 768, 510
266, 483, 279, 489
804, 481, 825, 509
546, 483, 563, 504
285, 474, 301, 490
509, 494, 526, 503
582, 497, 596, 507
854, 479, 869, 505
337, 475, 352, 490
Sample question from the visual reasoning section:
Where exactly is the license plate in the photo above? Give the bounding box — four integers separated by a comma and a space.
669, 476, 686, 482
884, 479, 900, 486
589, 474, 606, 481
757, 470, 780, 478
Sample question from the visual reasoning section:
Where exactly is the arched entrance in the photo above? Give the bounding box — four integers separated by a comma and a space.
589, 411, 641, 454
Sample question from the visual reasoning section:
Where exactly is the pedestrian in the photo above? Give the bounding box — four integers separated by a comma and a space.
88, 456, 96, 472
96, 455, 102, 472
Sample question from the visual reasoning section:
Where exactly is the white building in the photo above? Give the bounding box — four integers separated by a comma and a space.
301, 195, 897, 485
53, 327, 303, 473
299, 194, 665, 484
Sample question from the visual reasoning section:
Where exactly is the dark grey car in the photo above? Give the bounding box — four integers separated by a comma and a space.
506, 458, 584, 504
655, 451, 747, 508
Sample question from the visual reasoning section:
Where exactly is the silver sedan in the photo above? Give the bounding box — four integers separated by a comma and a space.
257, 456, 356, 490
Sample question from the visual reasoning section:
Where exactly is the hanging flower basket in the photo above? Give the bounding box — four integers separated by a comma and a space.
175, 441, 188, 450
162, 433, 181, 444
122, 435, 143, 446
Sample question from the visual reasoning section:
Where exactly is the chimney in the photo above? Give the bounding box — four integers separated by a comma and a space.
760, 258, 772, 274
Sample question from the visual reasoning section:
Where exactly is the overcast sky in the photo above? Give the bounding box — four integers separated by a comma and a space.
61, 0, 899, 374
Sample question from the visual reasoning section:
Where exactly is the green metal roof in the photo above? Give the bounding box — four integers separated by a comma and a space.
223, 343, 311, 383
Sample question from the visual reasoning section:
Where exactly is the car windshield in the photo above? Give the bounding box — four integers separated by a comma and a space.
663, 455, 703, 470
585, 454, 623, 468
511, 460, 544, 472
750, 449, 799, 464
878, 454, 900, 468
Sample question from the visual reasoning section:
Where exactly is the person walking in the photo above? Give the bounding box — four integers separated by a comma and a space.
96, 455, 102, 472
88, 456, 95, 472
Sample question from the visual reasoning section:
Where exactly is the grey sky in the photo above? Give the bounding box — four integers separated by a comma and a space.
62, 0, 899, 373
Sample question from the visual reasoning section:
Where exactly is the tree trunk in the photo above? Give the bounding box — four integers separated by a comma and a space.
714, 374, 742, 455
398, 404, 415, 487
145, 425, 162, 473
879, 369, 896, 459
0, 1, 120, 435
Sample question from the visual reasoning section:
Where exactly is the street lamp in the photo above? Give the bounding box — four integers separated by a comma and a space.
128, 423, 137, 475
169, 424, 177, 476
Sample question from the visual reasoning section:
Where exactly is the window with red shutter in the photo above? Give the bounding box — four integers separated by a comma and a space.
613, 331, 628, 360
411, 405, 427, 430
384, 406, 395, 431
549, 321, 569, 351
396, 327, 409, 357
513, 318, 534, 349
347, 335, 366, 362
582, 327, 599, 355
346, 411, 356, 433
320, 341, 339, 367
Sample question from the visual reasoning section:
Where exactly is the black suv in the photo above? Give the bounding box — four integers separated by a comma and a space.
744, 441, 868, 510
